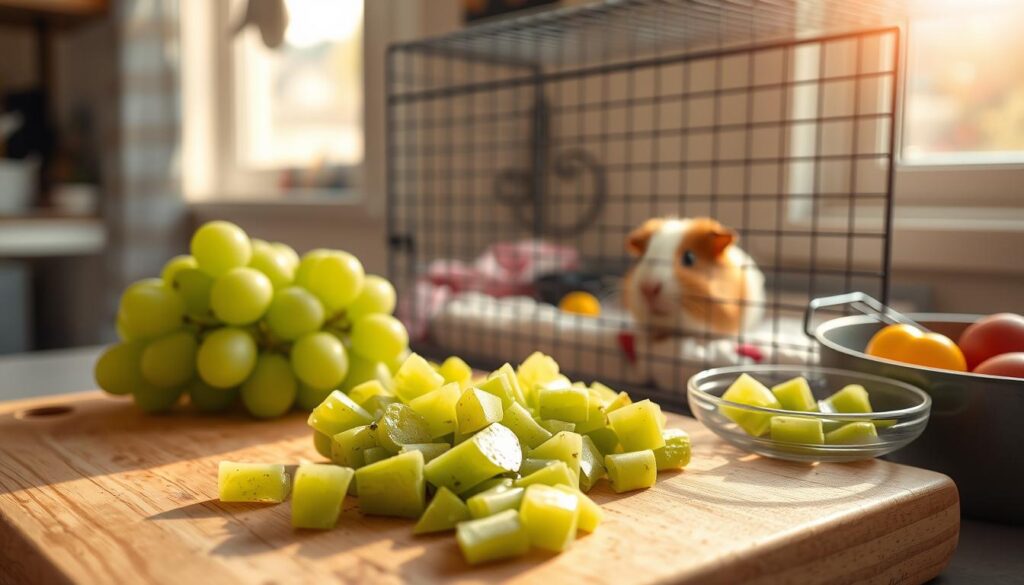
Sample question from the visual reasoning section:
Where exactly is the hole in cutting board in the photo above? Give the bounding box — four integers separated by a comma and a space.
16, 405, 74, 419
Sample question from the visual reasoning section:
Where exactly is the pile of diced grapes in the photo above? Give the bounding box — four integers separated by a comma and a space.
219, 351, 690, 564
95, 220, 409, 417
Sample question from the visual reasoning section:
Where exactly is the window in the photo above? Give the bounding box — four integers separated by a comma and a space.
903, 3, 1024, 164
182, 0, 365, 201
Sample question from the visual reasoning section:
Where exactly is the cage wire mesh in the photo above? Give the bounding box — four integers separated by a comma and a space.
387, 0, 903, 409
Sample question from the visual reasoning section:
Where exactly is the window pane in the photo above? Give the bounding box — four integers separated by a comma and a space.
904, 5, 1024, 163
232, 0, 363, 169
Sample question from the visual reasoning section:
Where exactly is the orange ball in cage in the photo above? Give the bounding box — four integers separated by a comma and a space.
558, 291, 601, 317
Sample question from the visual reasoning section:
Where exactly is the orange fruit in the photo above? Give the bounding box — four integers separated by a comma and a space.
865, 324, 967, 372
558, 291, 601, 317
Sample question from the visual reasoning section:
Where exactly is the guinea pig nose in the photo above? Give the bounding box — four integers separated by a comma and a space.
640, 281, 662, 299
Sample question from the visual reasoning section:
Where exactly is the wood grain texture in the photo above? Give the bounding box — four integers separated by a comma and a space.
0, 391, 959, 585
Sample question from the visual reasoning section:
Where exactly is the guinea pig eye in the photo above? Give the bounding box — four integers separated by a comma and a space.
681, 250, 695, 267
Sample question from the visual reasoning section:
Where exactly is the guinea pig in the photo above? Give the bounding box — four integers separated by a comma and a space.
623, 217, 765, 337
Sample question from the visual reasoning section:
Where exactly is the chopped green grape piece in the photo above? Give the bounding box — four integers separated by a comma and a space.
456, 509, 530, 565
456, 388, 504, 434
719, 374, 782, 436
538, 383, 589, 422
413, 487, 470, 535
825, 421, 879, 445
519, 458, 557, 478
424, 423, 522, 494
187, 379, 238, 414
578, 436, 607, 493
605, 450, 657, 493
771, 377, 818, 412
362, 446, 391, 465
307, 390, 373, 437
519, 484, 580, 552
439, 356, 473, 388
490, 363, 527, 405
607, 399, 665, 452
539, 419, 576, 434
529, 431, 583, 483
476, 375, 519, 408
291, 464, 354, 530
500, 402, 552, 450
460, 477, 514, 499
554, 485, 603, 532
603, 391, 632, 413
374, 403, 432, 453
313, 431, 333, 459
516, 352, 561, 407
218, 461, 289, 503
399, 443, 451, 463
771, 416, 825, 444
331, 425, 378, 468
822, 384, 873, 414
589, 381, 618, 403
354, 450, 426, 518
347, 380, 393, 407
467, 485, 524, 519
653, 428, 691, 470
362, 395, 400, 419
586, 427, 621, 455
514, 460, 576, 489
393, 353, 445, 403
408, 383, 461, 438
573, 397, 608, 435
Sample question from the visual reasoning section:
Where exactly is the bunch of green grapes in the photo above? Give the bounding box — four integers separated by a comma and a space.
94, 220, 410, 418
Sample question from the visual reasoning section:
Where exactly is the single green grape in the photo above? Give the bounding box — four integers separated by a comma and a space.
345, 274, 396, 321
95, 341, 146, 395
296, 382, 334, 412
119, 280, 185, 339
339, 350, 382, 392
272, 241, 300, 271
133, 383, 184, 414
160, 254, 197, 286
186, 378, 238, 413
306, 251, 365, 311
350, 314, 409, 362
191, 220, 252, 277
249, 239, 295, 290
291, 332, 349, 391
294, 248, 331, 287
171, 267, 215, 321
264, 286, 324, 341
115, 312, 136, 341
210, 267, 273, 325
140, 330, 197, 388
197, 327, 257, 388
240, 353, 298, 418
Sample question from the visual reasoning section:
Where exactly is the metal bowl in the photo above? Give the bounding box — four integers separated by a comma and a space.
811, 313, 1024, 524
688, 365, 931, 463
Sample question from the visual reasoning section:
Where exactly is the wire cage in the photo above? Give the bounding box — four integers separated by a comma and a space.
387, 0, 904, 409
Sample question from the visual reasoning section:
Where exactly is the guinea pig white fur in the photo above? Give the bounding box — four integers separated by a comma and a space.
623, 217, 765, 337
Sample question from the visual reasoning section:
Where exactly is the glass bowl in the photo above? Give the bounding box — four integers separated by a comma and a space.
687, 365, 931, 463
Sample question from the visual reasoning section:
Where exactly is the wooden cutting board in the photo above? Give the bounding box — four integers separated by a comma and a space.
0, 391, 959, 585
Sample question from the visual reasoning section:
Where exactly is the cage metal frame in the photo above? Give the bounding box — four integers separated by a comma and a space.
386, 0, 903, 409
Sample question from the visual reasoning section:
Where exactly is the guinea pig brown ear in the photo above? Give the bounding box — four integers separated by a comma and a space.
708, 228, 736, 258
626, 219, 664, 256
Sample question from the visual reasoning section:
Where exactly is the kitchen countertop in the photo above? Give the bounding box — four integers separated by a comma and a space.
0, 345, 1021, 584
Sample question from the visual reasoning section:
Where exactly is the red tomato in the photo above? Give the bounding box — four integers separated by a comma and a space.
973, 352, 1024, 379
958, 313, 1024, 370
